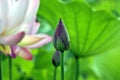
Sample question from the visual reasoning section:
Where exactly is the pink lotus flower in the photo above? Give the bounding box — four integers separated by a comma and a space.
0, 0, 52, 60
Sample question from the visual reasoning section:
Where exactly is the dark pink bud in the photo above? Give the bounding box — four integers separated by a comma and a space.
52, 50, 60, 67
53, 19, 70, 52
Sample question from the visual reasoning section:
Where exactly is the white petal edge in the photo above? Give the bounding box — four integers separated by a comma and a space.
7, 0, 29, 29
0, 0, 9, 21
24, 0, 40, 23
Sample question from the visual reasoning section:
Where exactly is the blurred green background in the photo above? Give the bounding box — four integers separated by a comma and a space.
2, 0, 120, 80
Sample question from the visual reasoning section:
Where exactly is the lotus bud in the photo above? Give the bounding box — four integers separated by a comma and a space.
52, 50, 60, 67
53, 19, 70, 52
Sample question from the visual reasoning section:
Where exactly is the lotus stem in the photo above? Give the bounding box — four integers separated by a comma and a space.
60, 51, 64, 80
0, 52, 2, 80
54, 67, 57, 80
75, 57, 79, 80
9, 56, 12, 80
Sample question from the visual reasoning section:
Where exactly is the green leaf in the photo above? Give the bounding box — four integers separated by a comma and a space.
34, 48, 53, 69
2, 57, 21, 80
84, 0, 120, 17
13, 57, 34, 75
31, 48, 55, 80
38, 0, 120, 57
93, 47, 120, 80
31, 69, 54, 80
37, 17, 53, 35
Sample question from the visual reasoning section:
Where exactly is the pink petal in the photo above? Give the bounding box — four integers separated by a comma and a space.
15, 47, 32, 60
10, 46, 17, 58
31, 22, 40, 34
27, 21, 40, 35
26, 34, 52, 49
0, 32, 25, 46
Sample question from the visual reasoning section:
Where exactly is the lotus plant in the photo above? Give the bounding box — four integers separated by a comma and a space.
53, 19, 70, 80
0, 0, 52, 60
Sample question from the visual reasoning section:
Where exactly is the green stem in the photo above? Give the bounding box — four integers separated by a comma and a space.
0, 52, 2, 80
75, 57, 79, 80
9, 56, 12, 80
54, 67, 57, 80
60, 51, 64, 80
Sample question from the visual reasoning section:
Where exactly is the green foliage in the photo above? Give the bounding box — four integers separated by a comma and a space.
2, 0, 120, 80
38, 0, 120, 58
84, 0, 120, 17
37, 0, 120, 80
93, 47, 120, 80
